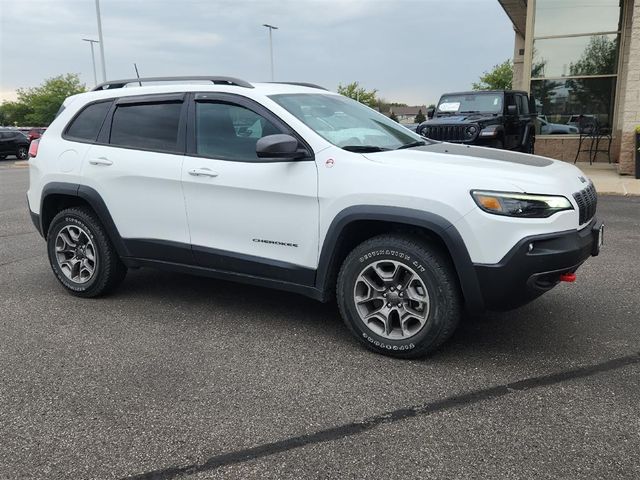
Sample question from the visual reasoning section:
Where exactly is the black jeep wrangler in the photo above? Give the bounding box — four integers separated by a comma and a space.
417, 90, 536, 153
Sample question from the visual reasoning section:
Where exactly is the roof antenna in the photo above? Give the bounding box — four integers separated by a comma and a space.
134, 63, 142, 86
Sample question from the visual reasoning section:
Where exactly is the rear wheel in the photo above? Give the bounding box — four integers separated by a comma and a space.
489, 139, 504, 149
16, 146, 28, 160
47, 207, 127, 297
521, 135, 535, 154
337, 234, 462, 358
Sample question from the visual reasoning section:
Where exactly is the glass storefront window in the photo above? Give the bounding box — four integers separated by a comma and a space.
531, 77, 616, 132
534, 0, 621, 37
532, 34, 619, 78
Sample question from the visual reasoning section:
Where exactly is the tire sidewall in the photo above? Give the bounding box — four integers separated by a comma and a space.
47, 213, 102, 294
339, 242, 452, 356
17, 146, 28, 160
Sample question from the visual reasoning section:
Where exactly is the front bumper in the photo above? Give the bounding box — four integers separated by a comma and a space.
474, 218, 603, 311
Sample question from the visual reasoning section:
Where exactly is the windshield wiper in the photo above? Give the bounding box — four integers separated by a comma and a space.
341, 145, 390, 152
459, 110, 481, 114
396, 140, 426, 150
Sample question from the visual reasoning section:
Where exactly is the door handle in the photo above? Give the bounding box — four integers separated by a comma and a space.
89, 157, 113, 166
188, 168, 219, 178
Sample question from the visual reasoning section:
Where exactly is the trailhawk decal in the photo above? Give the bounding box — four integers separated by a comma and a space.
252, 238, 299, 248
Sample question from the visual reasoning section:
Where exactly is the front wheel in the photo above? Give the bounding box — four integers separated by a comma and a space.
16, 146, 28, 160
47, 207, 127, 297
336, 234, 462, 358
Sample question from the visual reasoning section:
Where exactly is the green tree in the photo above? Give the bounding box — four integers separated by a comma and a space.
0, 101, 31, 126
0, 74, 86, 126
337, 81, 378, 108
472, 59, 513, 91
414, 109, 426, 124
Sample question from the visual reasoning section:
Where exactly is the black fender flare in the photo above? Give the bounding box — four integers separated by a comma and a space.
314, 206, 485, 312
40, 182, 130, 257
521, 122, 535, 147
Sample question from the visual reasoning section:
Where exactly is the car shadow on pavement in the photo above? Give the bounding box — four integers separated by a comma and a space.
111, 268, 581, 361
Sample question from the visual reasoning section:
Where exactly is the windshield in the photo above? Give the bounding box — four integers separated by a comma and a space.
437, 93, 503, 114
269, 93, 427, 151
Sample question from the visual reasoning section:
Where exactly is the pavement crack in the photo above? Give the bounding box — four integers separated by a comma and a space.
122, 351, 640, 480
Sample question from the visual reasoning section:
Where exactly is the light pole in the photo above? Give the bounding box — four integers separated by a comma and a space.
262, 24, 278, 81
94, 0, 107, 81
82, 38, 99, 86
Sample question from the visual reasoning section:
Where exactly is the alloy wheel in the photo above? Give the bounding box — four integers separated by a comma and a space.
353, 260, 430, 340
55, 224, 97, 284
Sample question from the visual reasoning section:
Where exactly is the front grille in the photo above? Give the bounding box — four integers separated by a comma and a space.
573, 182, 597, 225
421, 124, 476, 143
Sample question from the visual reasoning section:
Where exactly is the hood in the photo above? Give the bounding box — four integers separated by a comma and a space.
363, 142, 588, 195
426, 113, 500, 125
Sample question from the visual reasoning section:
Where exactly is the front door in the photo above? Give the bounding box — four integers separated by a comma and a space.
181, 93, 319, 284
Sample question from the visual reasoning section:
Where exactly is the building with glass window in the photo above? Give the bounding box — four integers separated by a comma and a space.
498, 0, 638, 175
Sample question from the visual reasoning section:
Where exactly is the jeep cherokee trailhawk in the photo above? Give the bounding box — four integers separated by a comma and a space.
27, 76, 603, 358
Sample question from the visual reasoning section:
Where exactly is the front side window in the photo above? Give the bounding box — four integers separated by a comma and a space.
195, 102, 283, 160
270, 93, 423, 151
110, 101, 182, 152
65, 101, 111, 141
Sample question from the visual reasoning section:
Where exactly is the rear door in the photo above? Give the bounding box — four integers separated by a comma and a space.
0, 132, 10, 155
81, 94, 192, 263
181, 93, 319, 282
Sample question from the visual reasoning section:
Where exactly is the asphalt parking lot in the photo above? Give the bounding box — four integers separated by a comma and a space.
1, 162, 639, 479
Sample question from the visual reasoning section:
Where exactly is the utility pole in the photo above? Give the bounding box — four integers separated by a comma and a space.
94, 0, 107, 81
82, 38, 99, 86
262, 24, 278, 81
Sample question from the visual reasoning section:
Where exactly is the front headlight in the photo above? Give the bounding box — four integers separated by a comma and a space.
471, 191, 573, 218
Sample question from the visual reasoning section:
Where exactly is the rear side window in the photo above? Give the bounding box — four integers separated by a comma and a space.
65, 101, 111, 141
110, 102, 182, 152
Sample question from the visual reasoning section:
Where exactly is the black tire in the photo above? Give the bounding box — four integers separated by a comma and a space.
489, 139, 504, 149
16, 146, 28, 160
521, 135, 535, 154
0, 155, 6, 160
336, 234, 462, 359
47, 207, 127, 298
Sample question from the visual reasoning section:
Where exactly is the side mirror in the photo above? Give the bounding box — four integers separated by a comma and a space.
507, 105, 518, 116
256, 134, 306, 159
427, 107, 435, 119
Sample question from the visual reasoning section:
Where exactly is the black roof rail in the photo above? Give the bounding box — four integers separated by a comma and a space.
91, 76, 253, 91
267, 82, 328, 91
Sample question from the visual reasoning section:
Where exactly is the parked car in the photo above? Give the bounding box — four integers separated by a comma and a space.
418, 90, 536, 153
27, 76, 602, 358
539, 117, 579, 135
0, 128, 30, 160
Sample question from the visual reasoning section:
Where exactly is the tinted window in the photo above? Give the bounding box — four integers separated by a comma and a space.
534, 0, 621, 37
110, 102, 182, 152
517, 95, 529, 115
66, 101, 111, 141
196, 102, 282, 160
531, 77, 616, 128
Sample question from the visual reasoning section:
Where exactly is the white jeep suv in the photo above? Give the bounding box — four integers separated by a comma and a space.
27, 76, 603, 358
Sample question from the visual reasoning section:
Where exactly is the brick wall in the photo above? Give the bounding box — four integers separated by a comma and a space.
617, 0, 639, 175
535, 137, 619, 164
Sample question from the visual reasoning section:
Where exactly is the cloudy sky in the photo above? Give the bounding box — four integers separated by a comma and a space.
0, 0, 514, 105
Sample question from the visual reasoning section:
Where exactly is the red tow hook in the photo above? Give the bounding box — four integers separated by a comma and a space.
559, 273, 577, 283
